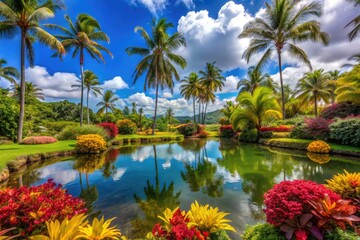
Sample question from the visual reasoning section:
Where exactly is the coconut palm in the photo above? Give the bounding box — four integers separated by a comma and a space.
327, 70, 341, 103
231, 87, 282, 131
47, 14, 112, 126
345, 0, 360, 41
295, 69, 332, 116
96, 90, 119, 122
239, 0, 329, 119
237, 66, 273, 94
342, 53, 360, 68
198, 89, 216, 124
220, 101, 236, 125
12, 82, 45, 103
126, 18, 186, 135
180, 72, 202, 123
165, 108, 174, 126
132, 102, 138, 115
72, 70, 102, 124
0, 59, 19, 84
199, 62, 225, 124
0, 0, 65, 141
335, 65, 360, 104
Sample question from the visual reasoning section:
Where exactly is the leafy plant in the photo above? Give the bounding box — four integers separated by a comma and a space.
320, 102, 360, 119
279, 214, 322, 240
76, 134, 107, 154
242, 223, 285, 240
290, 124, 313, 140
58, 125, 108, 141
329, 117, 360, 147
307, 140, 331, 154
77, 216, 123, 239
219, 125, 235, 138
0, 227, 18, 240
326, 170, 360, 199
97, 122, 118, 139
187, 201, 235, 233
239, 129, 258, 143
177, 123, 197, 136
303, 117, 331, 140
117, 119, 137, 135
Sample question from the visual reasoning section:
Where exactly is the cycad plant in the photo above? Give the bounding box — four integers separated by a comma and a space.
0, 0, 65, 141
239, 0, 329, 119
126, 18, 186, 135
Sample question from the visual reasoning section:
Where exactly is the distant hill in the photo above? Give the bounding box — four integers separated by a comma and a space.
175, 109, 223, 124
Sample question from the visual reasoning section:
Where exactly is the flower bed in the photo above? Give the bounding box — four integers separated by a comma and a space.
260, 125, 293, 132
219, 125, 235, 138
20, 136, 58, 145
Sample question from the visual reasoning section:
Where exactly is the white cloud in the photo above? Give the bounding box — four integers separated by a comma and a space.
130, 0, 167, 15
162, 91, 173, 98
218, 75, 239, 93
177, 0, 195, 9
102, 76, 129, 90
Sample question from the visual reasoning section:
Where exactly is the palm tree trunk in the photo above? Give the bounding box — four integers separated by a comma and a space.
314, 92, 318, 116
87, 88, 90, 124
17, 29, 26, 142
193, 96, 196, 123
198, 102, 201, 123
152, 81, 159, 135
203, 103, 208, 125
277, 51, 286, 120
80, 48, 85, 126
105, 107, 108, 122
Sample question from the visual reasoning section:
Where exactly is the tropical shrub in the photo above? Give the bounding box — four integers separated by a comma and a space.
76, 134, 107, 154
326, 170, 360, 199
258, 131, 272, 139
0, 94, 18, 141
45, 121, 78, 133
307, 140, 331, 154
242, 223, 285, 240
303, 117, 331, 140
0, 179, 87, 237
97, 122, 118, 139
329, 117, 360, 147
290, 125, 312, 139
239, 129, 258, 143
320, 102, 360, 119
58, 125, 108, 141
117, 119, 137, 135
259, 126, 293, 132
264, 180, 340, 227
177, 123, 197, 136
323, 228, 360, 240
219, 125, 235, 138
20, 136, 58, 145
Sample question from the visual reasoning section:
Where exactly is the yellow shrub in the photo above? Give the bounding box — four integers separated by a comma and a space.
306, 140, 331, 153
76, 134, 107, 154
307, 152, 330, 164
326, 170, 360, 198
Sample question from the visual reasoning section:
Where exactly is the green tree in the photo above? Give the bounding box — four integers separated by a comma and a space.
180, 72, 203, 123
199, 62, 225, 124
165, 108, 174, 126
345, 0, 360, 41
0, 59, 19, 84
72, 70, 102, 124
12, 82, 45, 104
239, 0, 329, 119
231, 87, 282, 131
237, 66, 272, 94
295, 69, 332, 116
131, 102, 138, 115
335, 65, 360, 104
48, 14, 112, 126
0, 0, 65, 141
96, 90, 119, 122
138, 107, 144, 130
126, 18, 186, 135
123, 106, 130, 116
0, 92, 18, 140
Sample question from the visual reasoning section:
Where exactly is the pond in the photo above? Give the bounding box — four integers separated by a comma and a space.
5, 139, 360, 239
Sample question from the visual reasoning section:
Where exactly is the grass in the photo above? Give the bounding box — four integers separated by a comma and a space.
0, 140, 76, 170
204, 124, 220, 132
116, 132, 183, 140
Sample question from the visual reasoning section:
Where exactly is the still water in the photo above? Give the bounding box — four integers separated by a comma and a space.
6, 139, 360, 239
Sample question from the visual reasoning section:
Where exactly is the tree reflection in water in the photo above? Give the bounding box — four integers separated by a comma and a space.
131, 145, 181, 238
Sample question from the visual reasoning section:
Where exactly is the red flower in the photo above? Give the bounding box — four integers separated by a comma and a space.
295, 229, 308, 240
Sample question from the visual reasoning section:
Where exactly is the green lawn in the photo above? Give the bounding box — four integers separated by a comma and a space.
0, 140, 76, 169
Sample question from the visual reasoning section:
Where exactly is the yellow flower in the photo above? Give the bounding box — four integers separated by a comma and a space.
307, 140, 331, 154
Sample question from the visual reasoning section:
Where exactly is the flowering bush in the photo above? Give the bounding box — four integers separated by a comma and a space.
303, 117, 332, 140
307, 140, 331, 154
177, 123, 197, 136
326, 170, 360, 199
97, 122, 118, 139
116, 119, 137, 135
76, 134, 107, 154
0, 179, 87, 237
20, 136, 58, 145
264, 180, 340, 227
320, 102, 360, 119
260, 125, 293, 132
219, 125, 235, 138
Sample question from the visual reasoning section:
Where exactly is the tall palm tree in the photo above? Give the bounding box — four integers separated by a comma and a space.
295, 69, 332, 116
345, 0, 360, 41
0, 59, 19, 84
47, 14, 112, 126
12, 82, 45, 103
0, 0, 65, 141
239, 0, 329, 119
342, 53, 360, 68
165, 108, 174, 126
126, 18, 186, 135
180, 72, 202, 123
231, 87, 282, 131
96, 90, 119, 122
132, 102, 138, 115
199, 62, 225, 124
237, 66, 273, 94
72, 70, 102, 124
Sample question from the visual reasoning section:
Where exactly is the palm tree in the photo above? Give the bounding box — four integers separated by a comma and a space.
0, 0, 65, 141
199, 62, 225, 124
180, 72, 202, 123
239, 0, 329, 119
47, 14, 112, 126
165, 108, 174, 126
12, 82, 45, 103
96, 90, 119, 122
237, 66, 273, 94
230, 87, 282, 131
335, 65, 360, 104
126, 18, 186, 135
0, 59, 19, 84
345, 0, 360, 41
220, 101, 236, 125
342, 53, 360, 68
72, 70, 102, 124
294, 69, 332, 116
327, 70, 341, 103
132, 102, 138, 115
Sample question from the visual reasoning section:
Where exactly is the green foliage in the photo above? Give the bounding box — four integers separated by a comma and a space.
335, 65, 360, 104
45, 122, 78, 133
0, 93, 18, 140
156, 117, 169, 132
239, 129, 258, 143
329, 117, 360, 147
58, 125, 108, 141
259, 131, 273, 139
209, 230, 231, 240
177, 123, 197, 136
290, 125, 314, 140
242, 223, 285, 240
322, 228, 360, 240
117, 119, 137, 134
176, 110, 223, 124
320, 102, 360, 119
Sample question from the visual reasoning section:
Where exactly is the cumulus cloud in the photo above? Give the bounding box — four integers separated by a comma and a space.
218, 75, 239, 93
162, 91, 173, 98
102, 76, 129, 90
130, 0, 167, 15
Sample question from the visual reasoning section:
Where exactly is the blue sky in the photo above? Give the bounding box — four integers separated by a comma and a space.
0, 0, 359, 116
